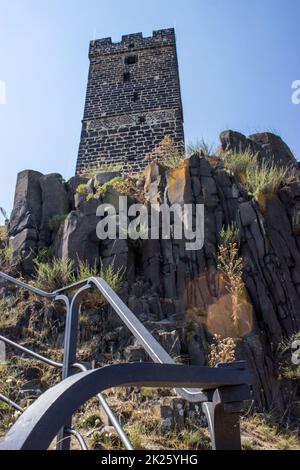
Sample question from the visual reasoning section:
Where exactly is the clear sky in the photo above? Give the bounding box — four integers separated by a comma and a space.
0, 0, 299, 216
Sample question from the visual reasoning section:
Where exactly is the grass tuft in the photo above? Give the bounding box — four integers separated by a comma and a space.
186, 139, 215, 157
243, 161, 287, 199
222, 149, 258, 180
220, 223, 240, 246
79, 163, 123, 179
33, 257, 74, 291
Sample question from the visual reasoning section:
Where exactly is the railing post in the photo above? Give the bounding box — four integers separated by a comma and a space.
202, 363, 251, 450
56, 288, 89, 450
202, 400, 242, 450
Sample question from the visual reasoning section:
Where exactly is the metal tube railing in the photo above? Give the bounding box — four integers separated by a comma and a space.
0, 270, 249, 451
0, 338, 133, 450
75, 362, 133, 450
0, 271, 206, 402
66, 428, 88, 450
0, 335, 64, 369
0, 393, 24, 413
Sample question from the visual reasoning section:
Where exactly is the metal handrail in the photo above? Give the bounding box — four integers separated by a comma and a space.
0, 272, 205, 402
0, 270, 251, 451
0, 272, 56, 299
66, 428, 88, 451
0, 363, 250, 450
74, 362, 133, 450
0, 335, 64, 369
0, 393, 24, 413
0, 334, 133, 450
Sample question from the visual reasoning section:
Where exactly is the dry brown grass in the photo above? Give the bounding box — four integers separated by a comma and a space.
145, 136, 185, 169
208, 334, 236, 367
217, 242, 245, 330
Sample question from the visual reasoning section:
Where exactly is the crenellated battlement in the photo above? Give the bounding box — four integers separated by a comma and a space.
77, 28, 184, 175
89, 28, 175, 58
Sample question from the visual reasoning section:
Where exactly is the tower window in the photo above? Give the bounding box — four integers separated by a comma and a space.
125, 55, 138, 65
123, 72, 130, 82
139, 116, 146, 124
133, 92, 139, 102
129, 43, 135, 49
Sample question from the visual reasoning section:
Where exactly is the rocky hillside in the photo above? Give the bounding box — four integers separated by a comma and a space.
2, 129, 300, 422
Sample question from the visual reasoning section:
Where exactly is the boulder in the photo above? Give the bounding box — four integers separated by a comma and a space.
53, 208, 100, 268
219, 129, 297, 168
67, 175, 88, 210
219, 130, 258, 155
249, 132, 297, 168
39, 174, 69, 247
9, 170, 43, 236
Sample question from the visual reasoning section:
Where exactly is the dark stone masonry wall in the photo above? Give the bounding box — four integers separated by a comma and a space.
76, 29, 184, 174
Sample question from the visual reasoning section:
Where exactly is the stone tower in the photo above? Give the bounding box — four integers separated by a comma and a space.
76, 28, 184, 174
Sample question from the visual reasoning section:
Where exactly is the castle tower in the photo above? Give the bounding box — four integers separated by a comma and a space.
76, 28, 184, 174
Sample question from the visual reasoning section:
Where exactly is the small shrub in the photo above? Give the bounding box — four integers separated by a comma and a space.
128, 423, 143, 449
76, 183, 88, 194
0, 225, 8, 241
217, 242, 244, 295
48, 214, 68, 232
217, 241, 245, 329
33, 258, 74, 291
220, 223, 240, 246
94, 176, 127, 198
33, 247, 53, 264
76, 259, 99, 280
0, 245, 14, 266
145, 136, 185, 169
279, 364, 300, 380
99, 262, 124, 293
208, 334, 236, 367
74, 260, 124, 307
243, 161, 287, 199
80, 163, 123, 179
0, 226, 20, 273
277, 332, 300, 380
222, 149, 258, 180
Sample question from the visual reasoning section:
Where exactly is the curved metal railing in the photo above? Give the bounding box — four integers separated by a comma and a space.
0, 363, 250, 450
0, 271, 252, 450
0, 271, 208, 401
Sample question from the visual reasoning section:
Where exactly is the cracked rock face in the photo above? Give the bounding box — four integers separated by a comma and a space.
7, 130, 300, 415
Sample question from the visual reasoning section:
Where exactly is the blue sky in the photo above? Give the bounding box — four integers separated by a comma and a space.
0, 0, 299, 216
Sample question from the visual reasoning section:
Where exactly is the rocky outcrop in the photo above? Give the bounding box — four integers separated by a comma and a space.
8, 171, 83, 272
7, 130, 300, 415
220, 130, 297, 168
39, 173, 69, 247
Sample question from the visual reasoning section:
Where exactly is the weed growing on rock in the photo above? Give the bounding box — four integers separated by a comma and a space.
80, 163, 123, 179
217, 240, 245, 331
222, 149, 258, 180
244, 161, 287, 200
33, 258, 74, 291
186, 139, 214, 157
220, 223, 240, 246
208, 334, 236, 367
145, 136, 185, 169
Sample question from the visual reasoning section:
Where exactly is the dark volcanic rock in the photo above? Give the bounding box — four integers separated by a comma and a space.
39, 173, 69, 247
9, 170, 43, 237
7, 130, 300, 416
249, 132, 297, 168
220, 129, 297, 168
